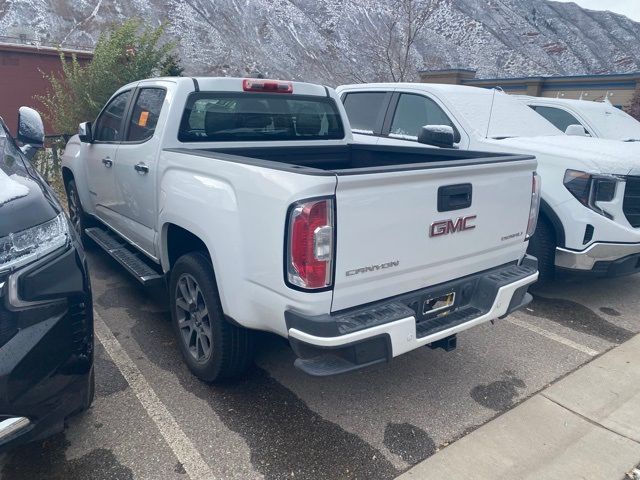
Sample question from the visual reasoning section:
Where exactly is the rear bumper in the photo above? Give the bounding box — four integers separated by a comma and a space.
555, 242, 640, 277
0, 245, 94, 451
286, 256, 538, 376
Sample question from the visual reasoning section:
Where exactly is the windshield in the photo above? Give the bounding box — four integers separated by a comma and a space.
0, 119, 29, 177
443, 89, 563, 139
179, 93, 345, 142
579, 104, 640, 141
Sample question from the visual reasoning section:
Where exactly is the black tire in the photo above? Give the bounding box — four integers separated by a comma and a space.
85, 367, 95, 409
66, 178, 95, 248
71, 367, 95, 417
169, 251, 254, 382
527, 216, 556, 283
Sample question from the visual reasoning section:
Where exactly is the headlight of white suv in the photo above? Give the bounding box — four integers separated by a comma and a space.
0, 213, 69, 273
563, 169, 618, 219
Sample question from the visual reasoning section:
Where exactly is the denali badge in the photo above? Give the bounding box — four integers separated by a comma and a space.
346, 260, 400, 277
430, 215, 477, 237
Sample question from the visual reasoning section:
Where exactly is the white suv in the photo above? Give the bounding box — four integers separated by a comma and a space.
337, 83, 640, 281
518, 96, 640, 142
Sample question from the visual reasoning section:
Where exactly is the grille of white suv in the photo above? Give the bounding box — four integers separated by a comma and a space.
623, 176, 640, 228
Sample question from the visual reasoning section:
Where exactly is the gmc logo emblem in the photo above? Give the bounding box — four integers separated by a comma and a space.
430, 215, 477, 237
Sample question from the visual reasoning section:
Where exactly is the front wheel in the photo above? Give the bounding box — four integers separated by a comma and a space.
169, 251, 254, 382
66, 178, 94, 248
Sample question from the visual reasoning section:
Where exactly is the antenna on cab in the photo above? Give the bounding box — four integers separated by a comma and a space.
485, 87, 500, 139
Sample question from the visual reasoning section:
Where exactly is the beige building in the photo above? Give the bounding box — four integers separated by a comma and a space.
418, 69, 640, 108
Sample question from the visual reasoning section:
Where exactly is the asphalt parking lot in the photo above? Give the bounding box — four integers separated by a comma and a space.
1, 248, 638, 480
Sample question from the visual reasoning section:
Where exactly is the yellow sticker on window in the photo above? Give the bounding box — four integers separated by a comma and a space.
138, 111, 149, 127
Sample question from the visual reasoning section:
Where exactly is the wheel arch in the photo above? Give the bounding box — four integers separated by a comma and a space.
61, 166, 74, 188
162, 223, 212, 271
539, 199, 565, 248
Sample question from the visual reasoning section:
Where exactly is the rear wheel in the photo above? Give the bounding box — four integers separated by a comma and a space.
528, 216, 556, 283
169, 251, 254, 382
66, 179, 94, 248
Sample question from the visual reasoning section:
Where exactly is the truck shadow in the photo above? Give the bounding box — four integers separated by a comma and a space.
90, 249, 401, 479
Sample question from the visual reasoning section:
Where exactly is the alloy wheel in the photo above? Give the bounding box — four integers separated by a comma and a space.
175, 273, 213, 363
68, 186, 82, 236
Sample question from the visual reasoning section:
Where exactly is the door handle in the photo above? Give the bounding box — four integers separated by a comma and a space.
102, 158, 113, 168
438, 183, 472, 212
134, 163, 149, 175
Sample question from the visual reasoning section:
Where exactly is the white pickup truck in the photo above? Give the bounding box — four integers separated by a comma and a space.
338, 83, 640, 282
518, 96, 640, 142
61, 77, 538, 381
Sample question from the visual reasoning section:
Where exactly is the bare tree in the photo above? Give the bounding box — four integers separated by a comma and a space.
383, 0, 439, 82
343, 0, 438, 83
626, 88, 640, 122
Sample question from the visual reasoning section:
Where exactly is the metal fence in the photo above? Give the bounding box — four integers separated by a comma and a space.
32, 134, 71, 199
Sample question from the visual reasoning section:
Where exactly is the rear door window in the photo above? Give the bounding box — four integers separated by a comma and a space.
179, 93, 344, 142
341, 92, 389, 134
530, 106, 587, 134
389, 93, 456, 139
127, 88, 166, 142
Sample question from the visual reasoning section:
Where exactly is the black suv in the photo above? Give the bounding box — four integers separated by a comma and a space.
0, 108, 94, 450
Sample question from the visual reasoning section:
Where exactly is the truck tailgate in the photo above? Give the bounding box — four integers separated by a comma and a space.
331, 159, 536, 312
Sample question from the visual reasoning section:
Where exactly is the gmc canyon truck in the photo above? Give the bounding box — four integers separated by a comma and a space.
338, 83, 640, 282
62, 77, 539, 381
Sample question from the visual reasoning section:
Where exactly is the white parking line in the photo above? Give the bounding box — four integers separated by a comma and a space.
93, 310, 215, 480
507, 317, 599, 357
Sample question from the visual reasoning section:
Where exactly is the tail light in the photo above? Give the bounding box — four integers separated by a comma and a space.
286, 198, 334, 290
243, 79, 293, 94
526, 172, 541, 239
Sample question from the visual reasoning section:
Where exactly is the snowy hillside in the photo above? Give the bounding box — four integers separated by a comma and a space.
1, 0, 639, 85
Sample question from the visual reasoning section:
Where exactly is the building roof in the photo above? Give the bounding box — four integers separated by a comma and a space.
417, 68, 477, 74
0, 41, 93, 58
468, 71, 640, 84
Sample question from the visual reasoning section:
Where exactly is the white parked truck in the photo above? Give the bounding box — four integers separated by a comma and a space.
62, 77, 539, 381
337, 83, 640, 282
517, 95, 640, 142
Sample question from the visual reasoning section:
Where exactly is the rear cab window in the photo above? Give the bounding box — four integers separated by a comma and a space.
178, 93, 344, 142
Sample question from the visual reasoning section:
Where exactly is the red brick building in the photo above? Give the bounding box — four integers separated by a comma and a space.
0, 42, 93, 135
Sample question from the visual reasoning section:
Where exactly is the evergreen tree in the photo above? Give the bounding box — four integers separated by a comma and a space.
160, 53, 185, 77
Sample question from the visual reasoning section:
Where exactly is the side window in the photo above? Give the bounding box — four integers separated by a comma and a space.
531, 106, 585, 133
94, 90, 132, 142
342, 92, 388, 134
390, 94, 456, 139
127, 88, 166, 142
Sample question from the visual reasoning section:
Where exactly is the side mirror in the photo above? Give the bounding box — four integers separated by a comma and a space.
79, 122, 93, 143
565, 124, 588, 137
418, 125, 455, 148
17, 106, 44, 148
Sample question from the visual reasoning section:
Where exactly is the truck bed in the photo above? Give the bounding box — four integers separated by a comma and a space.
166, 144, 532, 175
